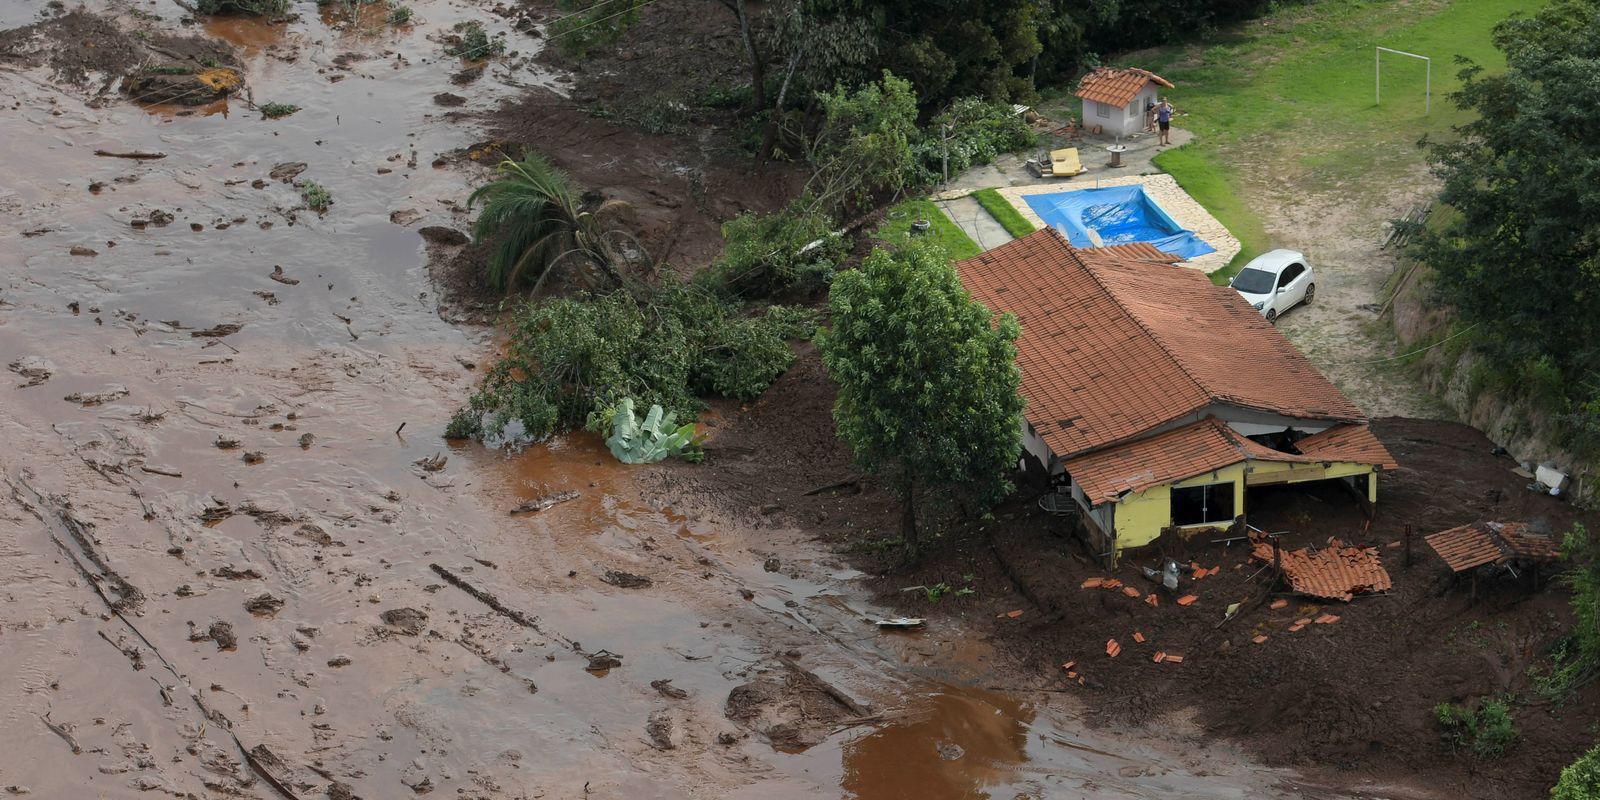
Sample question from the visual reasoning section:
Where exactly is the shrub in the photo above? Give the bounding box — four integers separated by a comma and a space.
1553, 743, 1600, 800
910, 98, 1037, 186
1435, 699, 1517, 758
298, 180, 331, 212
386, 3, 412, 24
260, 102, 299, 119
195, 0, 289, 15
447, 21, 504, 59
549, 0, 649, 57
704, 200, 846, 299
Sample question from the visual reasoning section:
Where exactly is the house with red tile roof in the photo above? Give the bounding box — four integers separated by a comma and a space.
1074, 67, 1173, 138
957, 229, 1397, 559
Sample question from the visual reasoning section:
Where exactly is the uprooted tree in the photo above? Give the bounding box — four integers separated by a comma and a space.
466, 151, 647, 295
817, 241, 1024, 557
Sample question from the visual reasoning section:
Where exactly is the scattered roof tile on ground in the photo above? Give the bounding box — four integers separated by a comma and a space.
1252, 537, 1391, 601
1074, 67, 1174, 108
958, 230, 1364, 460
1424, 521, 1561, 573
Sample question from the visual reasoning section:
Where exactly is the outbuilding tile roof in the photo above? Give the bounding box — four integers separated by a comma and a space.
958, 229, 1364, 460
1074, 67, 1174, 108
1425, 521, 1560, 573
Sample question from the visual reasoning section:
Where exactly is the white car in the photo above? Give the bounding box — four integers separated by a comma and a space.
1229, 249, 1315, 323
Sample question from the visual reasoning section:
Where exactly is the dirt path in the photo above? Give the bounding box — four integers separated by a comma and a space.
0, 2, 1374, 798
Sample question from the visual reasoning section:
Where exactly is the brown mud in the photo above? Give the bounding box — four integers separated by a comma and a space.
652, 344, 1600, 799
0, 2, 1350, 799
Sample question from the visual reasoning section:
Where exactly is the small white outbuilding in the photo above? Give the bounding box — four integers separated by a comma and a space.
1073, 67, 1174, 138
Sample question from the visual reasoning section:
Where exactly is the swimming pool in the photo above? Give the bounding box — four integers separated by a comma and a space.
1022, 185, 1216, 260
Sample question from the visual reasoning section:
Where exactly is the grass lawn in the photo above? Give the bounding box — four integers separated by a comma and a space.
875, 198, 981, 261
1109, 0, 1539, 282
973, 188, 1037, 238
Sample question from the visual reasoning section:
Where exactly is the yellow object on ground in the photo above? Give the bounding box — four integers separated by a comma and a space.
1050, 148, 1085, 177
195, 68, 242, 93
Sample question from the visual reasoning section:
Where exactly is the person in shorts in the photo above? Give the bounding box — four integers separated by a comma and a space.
1156, 98, 1174, 145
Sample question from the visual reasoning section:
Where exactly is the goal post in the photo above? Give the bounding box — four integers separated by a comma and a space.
1376, 46, 1431, 115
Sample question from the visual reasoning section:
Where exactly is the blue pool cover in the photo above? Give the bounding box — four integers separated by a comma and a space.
1022, 185, 1216, 259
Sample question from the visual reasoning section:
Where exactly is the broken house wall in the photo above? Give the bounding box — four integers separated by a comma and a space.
1110, 460, 1381, 551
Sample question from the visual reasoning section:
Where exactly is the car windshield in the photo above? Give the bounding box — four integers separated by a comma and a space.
1232, 268, 1276, 294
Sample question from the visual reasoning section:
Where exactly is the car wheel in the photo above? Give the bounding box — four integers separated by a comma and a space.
1265, 308, 1278, 324
1304, 283, 1316, 305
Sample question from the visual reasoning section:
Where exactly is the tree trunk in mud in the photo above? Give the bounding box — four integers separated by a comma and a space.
724, 0, 765, 113
901, 474, 919, 559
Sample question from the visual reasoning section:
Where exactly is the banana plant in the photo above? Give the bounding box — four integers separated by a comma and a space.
603, 397, 703, 464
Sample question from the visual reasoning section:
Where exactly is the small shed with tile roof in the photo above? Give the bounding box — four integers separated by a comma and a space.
956, 229, 1396, 559
1074, 67, 1173, 138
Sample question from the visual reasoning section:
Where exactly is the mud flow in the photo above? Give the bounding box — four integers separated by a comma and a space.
0, 2, 1346, 797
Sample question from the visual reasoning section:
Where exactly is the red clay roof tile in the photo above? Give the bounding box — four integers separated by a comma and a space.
1252, 537, 1391, 601
1295, 424, 1398, 470
957, 230, 1365, 462
1074, 67, 1174, 108
1424, 521, 1560, 573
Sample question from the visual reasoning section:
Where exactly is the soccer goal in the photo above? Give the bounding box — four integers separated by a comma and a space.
1375, 46, 1431, 115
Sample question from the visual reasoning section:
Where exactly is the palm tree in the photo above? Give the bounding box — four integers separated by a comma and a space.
466, 152, 647, 296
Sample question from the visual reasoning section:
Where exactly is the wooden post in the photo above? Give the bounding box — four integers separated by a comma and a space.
1272, 534, 1282, 579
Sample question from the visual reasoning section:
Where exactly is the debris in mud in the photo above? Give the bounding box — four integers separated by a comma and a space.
651, 679, 689, 699
214, 436, 240, 449
124, 66, 243, 107
418, 226, 469, 246
298, 432, 315, 449
586, 650, 624, 672
433, 92, 466, 107
327, 780, 357, 800
244, 593, 285, 616
252, 290, 279, 305
242, 451, 265, 465
390, 209, 423, 226
8, 356, 54, 387
450, 64, 483, 85
139, 464, 183, 478
401, 760, 433, 794
937, 741, 966, 761
269, 162, 308, 184
295, 523, 336, 546
327, 654, 353, 668
68, 246, 97, 257
207, 621, 238, 650
211, 565, 262, 580
508, 490, 578, 515
191, 323, 243, 338
94, 150, 167, 160
64, 384, 129, 405
763, 557, 781, 573
200, 499, 232, 522
413, 452, 447, 472
602, 570, 652, 589
646, 711, 678, 750
269, 265, 300, 285
380, 607, 428, 635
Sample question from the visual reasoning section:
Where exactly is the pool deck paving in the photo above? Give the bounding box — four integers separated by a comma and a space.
937, 195, 1016, 252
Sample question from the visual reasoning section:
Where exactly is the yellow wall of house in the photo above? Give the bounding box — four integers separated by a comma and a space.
1110, 461, 1379, 551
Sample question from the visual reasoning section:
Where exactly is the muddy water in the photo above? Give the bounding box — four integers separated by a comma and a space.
0, 2, 1346, 797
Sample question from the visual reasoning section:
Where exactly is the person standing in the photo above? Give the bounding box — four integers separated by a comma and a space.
1156, 97, 1174, 145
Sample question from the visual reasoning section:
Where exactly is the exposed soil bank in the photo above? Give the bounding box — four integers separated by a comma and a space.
651, 347, 1600, 800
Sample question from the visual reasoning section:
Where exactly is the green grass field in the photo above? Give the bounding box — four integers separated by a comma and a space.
875, 198, 981, 261
1118, 0, 1538, 282
973, 188, 1037, 238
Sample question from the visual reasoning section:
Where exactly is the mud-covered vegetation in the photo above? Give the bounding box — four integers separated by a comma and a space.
447, 282, 817, 444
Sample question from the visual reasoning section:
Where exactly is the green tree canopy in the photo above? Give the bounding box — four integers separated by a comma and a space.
1413, 0, 1600, 451
817, 241, 1025, 555
805, 70, 920, 214
1554, 742, 1600, 800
